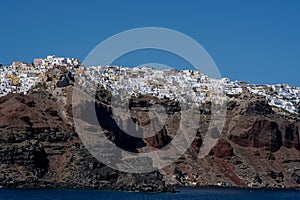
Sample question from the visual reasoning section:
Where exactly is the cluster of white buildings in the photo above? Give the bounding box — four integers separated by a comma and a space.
34, 55, 80, 67
0, 55, 79, 97
77, 66, 299, 114
77, 66, 228, 108
0, 62, 42, 97
234, 82, 300, 114
266, 85, 299, 114
1, 55, 299, 115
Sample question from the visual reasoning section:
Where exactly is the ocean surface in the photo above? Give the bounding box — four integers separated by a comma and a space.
0, 187, 299, 200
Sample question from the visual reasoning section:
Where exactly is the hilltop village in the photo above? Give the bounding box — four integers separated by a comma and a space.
0, 55, 79, 97
0, 55, 299, 114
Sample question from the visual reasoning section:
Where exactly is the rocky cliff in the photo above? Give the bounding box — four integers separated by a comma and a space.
0, 75, 299, 191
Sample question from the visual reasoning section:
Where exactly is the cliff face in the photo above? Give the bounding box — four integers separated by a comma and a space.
160, 96, 300, 188
0, 82, 299, 191
0, 88, 167, 192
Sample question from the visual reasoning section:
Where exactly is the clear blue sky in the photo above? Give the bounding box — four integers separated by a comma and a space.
0, 0, 299, 86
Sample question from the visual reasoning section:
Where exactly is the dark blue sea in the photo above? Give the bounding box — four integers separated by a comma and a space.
0, 187, 299, 200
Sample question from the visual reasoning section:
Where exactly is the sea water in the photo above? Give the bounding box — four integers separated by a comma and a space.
0, 187, 299, 200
